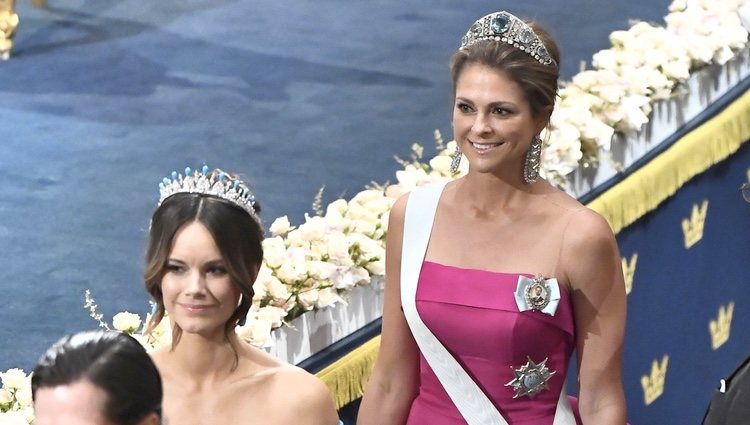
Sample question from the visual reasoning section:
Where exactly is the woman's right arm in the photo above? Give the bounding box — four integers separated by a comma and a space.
357, 194, 420, 425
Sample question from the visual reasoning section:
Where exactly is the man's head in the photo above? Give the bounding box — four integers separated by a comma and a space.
32, 330, 162, 425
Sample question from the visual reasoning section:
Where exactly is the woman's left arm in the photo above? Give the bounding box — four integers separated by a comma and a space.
564, 209, 627, 425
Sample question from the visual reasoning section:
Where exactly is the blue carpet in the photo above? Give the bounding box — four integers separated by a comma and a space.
0, 0, 671, 373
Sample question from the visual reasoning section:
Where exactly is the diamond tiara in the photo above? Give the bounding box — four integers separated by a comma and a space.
158, 165, 260, 223
460, 11, 556, 66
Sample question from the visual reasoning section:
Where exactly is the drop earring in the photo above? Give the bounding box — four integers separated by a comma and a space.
450, 145, 462, 174
523, 135, 543, 184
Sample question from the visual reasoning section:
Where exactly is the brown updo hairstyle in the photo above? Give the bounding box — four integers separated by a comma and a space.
143, 169, 264, 355
450, 18, 561, 120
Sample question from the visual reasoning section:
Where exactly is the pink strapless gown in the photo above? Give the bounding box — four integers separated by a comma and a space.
405, 261, 577, 425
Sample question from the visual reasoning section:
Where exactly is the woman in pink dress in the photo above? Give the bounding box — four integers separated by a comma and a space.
358, 11, 627, 425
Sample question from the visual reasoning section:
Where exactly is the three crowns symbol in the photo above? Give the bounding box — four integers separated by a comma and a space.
641, 354, 668, 406
710, 301, 734, 350
621, 253, 638, 295
682, 199, 708, 249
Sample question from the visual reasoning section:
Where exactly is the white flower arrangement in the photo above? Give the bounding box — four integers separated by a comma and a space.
0, 369, 33, 425
75, 0, 747, 359
540, 0, 750, 184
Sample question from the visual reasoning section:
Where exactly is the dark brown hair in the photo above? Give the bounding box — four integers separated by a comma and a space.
143, 171, 264, 354
32, 330, 162, 425
450, 18, 561, 119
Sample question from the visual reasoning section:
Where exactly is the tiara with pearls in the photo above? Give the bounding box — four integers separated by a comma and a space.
158, 165, 260, 223
460, 11, 556, 66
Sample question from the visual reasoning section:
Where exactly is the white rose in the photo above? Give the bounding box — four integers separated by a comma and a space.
668, 0, 687, 12
346, 202, 377, 222
237, 316, 273, 347
297, 288, 319, 310
112, 312, 142, 334
269, 216, 294, 237
325, 233, 351, 262
661, 60, 690, 82
429, 155, 453, 175
366, 257, 386, 276
350, 219, 377, 237
592, 48, 618, 70
265, 276, 290, 302
395, 166, 428, 190
275, 262, 307, 284
262, 237, 287, 269
316, 287, 344, 309
0, 388, 12, 405
609, 29, 634, 47
351, 189, 384, 206
570, 70, 599, 91
371, 196, 395, 216
307, 239, 329, 260
297, 215, 326, 242
349, 233, 383, 259
581, 119, 615, 150
307, 260, 337, 280
336, 266, 371, 288
257, 305, 287, 328
615, 96, 651, 133
0, 370, 27, 391
14, 387, 31, 408
325, 199, 348, 219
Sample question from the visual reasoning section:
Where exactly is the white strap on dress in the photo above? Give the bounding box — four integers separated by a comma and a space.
400, 181, 577, 425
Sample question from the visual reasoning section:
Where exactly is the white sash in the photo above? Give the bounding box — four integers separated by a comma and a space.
400, 181, 577, 425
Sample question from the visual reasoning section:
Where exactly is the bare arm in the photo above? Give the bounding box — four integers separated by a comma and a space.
564, 209, 627, 424
357, 194, 420, 425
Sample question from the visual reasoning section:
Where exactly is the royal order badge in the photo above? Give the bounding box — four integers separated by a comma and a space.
505, 357, 556, 399
514, 274, 561, 316
525, 274, 550, 310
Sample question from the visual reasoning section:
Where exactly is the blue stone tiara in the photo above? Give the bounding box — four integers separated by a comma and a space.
158, 165, 260, 223
460, 11, 556, 67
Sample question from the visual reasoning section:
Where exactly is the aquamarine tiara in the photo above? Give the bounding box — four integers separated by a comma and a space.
158, 165, 260, 223
460, 11, 556, 67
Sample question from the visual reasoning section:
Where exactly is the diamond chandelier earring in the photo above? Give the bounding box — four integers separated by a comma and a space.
523, 135, 542, 184
449, 144, 462, 174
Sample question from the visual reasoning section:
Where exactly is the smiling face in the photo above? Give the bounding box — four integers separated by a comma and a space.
161, 221, 241, 340
452, 63, 549, 179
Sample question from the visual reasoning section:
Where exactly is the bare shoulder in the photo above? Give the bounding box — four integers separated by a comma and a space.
564, 206, 616, 249
264, 364, 338, 422
559, 206, 622, 293
538, 182, 615, 245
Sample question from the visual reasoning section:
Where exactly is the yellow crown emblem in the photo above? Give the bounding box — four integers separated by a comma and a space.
682, 200, 708, 249
641, 354, 668, 406
621, 253, 638, 295
709, 301, 734, 350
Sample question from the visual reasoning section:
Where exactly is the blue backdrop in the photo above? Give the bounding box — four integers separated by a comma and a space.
611, 140, 750, 423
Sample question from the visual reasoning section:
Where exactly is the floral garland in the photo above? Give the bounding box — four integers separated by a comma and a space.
3, 1, 749, 422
